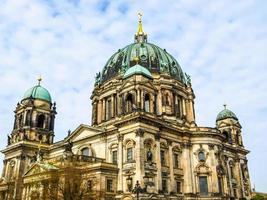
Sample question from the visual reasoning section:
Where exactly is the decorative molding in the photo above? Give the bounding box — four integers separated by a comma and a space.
135, 128, 144, 137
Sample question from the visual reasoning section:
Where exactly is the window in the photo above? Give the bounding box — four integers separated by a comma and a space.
230, 166, 235, 178
81, 147, 89, 156
25, 111, 31, 126
176, 181, 181, 193
107, 179, 113, 192
127, 148, 133, 162
162, 179, 168, 193
218, 177, 223, 194
87, 180, 93, 192
199, 176, 208, 196
198, 151, 205, 162
160, 150, 165, 166
126, 94, 133, 113
106, 99, 112, 120
144, 93, 150, 112
174, 153, 179, 168
112, 150, 117, 164
37, 114, 45, 128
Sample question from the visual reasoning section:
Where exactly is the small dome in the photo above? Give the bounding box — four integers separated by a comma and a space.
123, 64, 153, 79
216, 106, 238, 121
23, 85, 52, 102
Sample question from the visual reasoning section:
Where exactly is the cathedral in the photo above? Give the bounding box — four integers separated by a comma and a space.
0, 15, 252, 200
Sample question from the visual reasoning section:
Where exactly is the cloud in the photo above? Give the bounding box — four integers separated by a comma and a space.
0, 0, 266, 192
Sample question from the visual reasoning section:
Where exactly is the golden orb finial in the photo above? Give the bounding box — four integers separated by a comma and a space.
37, 75, 42, 85
133, 57, 139, 64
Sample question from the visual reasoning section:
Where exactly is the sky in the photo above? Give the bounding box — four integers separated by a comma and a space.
0, 0, 266, 192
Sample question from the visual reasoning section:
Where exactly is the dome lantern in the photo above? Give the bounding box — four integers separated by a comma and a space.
22, 77, 52, 103
216, 104, 238, 122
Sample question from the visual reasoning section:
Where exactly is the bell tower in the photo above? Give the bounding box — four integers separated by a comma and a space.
1, 77, 56, 199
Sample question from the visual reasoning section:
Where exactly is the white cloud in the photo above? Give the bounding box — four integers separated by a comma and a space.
0, 0, 266, 192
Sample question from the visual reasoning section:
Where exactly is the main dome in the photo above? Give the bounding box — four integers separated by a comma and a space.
95, 16, 187, 86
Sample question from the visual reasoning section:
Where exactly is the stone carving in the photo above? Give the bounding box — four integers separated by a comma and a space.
95, 72, 101, 86
147, 149, 153, 162
7, 135, 11, 145
64, 140, 73, 153
185, 73, 191, 86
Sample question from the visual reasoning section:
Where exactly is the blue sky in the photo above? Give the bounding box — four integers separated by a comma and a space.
0, 0, 266, 192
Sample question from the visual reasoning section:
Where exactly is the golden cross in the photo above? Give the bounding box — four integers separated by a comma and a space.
37, 75, 42, 85
223, 104, 227, 109
138, 12, 142, 22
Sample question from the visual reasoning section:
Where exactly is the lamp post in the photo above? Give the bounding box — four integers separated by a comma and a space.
132, 180, 146, 200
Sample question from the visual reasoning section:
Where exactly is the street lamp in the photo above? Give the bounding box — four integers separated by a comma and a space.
132, 180, 146, 200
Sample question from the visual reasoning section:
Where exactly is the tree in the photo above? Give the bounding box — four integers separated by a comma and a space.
252, 194, 265, 200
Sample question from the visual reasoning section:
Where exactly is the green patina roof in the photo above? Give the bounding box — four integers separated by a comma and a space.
216, 107, 238, 121
123, 64, 152, 79
23, 85, 52, 102
96, 42, 186, 85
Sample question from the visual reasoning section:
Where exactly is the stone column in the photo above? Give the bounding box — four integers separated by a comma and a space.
117, 134, 124, 192
102, 98, 106, 121
158, 89, 162, 115
140, 90, 144, 111
168, 141, 175, 193
226, 160, 233, 196
182, 98, 186, 117
155, 132, 162, 193
114, 94, 117, 117
208, 144, 218, 193
137, 89, 141, 109
238, 162, 245, 198
111, 95, 114, 118
97, 100, 102, 123
135, 129, 145, 186
182, 141, 193, 193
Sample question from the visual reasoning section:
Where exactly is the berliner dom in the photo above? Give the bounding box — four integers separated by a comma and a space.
0, 14, 251, 200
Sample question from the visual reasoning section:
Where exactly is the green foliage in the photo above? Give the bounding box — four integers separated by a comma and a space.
252, 194, 265, 200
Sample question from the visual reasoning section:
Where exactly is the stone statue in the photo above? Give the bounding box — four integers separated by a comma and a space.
147, 149, 153, 162
65, 140, 73, 152
7, 135, 11, 145
185, 73, 191, 86
95, 72, 101, 86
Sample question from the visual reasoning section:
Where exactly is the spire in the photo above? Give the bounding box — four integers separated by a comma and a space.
37, 75, 42, 86
137, 12, 144, 34
135, 12, 147, 43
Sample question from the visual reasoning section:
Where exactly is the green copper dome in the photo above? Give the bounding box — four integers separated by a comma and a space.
216, 106, 238, 121
23, 84, 52, 102
123, 64, 153, 79
95, 42, 186, 85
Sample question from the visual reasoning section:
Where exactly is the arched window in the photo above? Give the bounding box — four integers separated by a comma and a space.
144, 93, 150, 112
81, 147, 89, 156
198, 151, 205, 162
18, 114, 23, 127
25, 110, 31, 126
223, 131, 232, 144
126, 94, 133, 113
37, 115, 45, 128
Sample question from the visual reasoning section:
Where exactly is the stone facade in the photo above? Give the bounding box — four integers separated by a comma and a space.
0, 17, 252, 200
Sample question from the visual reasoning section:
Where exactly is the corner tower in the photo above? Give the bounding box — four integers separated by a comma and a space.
1, 77, 56, 199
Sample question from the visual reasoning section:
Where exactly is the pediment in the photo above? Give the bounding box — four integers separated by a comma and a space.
24, 162, 58, 177
66, 124, 103, 142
